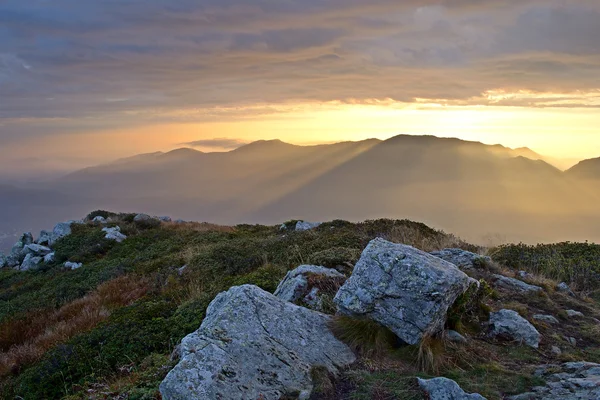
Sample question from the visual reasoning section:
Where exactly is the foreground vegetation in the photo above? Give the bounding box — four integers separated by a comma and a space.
1, 212, 599, 399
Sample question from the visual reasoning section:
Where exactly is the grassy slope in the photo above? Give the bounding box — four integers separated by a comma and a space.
0, 214, 599, 399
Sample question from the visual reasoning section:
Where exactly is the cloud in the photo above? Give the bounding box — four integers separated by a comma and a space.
183, 138, 249, 149
0, 0, 599, 140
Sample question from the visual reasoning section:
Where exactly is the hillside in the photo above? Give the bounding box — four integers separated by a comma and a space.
1, 213, 600, 399
4, 135, 600, 246
566, 157, 600, 180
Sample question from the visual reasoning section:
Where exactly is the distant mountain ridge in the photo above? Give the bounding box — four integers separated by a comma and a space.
2, 134, 600, 249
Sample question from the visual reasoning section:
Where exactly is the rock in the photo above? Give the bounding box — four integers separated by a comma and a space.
134, 213, 153, 222
334, 238, 474, 345
23, 244, 53, 256
134, 213, 160, 229
44, 252, 55, 263
274, 265, 346, 312
18, 253, 43, 271
489, 309, 541, 348
279, 223, 287, 231
102, 226, 127, 243
92, 216, 107, 223
159, 285, 355, 400
551, 346, 562, 356
37, 230, 53, 246
566, 310, 584, 318
38, 221, 77, 247
557, 282, 575, 297
418, 377, 487, 400
447, 330, 468, 344
7, 232, 34, 267
0, 252, 7, 268
566, 337, 577, 347
509, 362, 600, 399
295, 221, 321, 231
177, 265, 187, 276
429, 248, 491, 270
491, 275, 543, 294
64, 261, 83, 270
159, 216, 172, 222
533, 314, 559, 324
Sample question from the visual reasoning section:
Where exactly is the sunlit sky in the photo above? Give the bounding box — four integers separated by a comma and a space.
1, 0, 599, 178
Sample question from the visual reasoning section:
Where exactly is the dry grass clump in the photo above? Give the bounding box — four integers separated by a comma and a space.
329, 316, 399, 357
0, 275, 150, 376
386, 224, 474, 253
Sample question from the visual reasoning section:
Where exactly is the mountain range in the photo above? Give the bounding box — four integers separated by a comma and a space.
1, 134, 599, 250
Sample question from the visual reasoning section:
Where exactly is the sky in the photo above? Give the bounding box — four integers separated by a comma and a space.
1, 0, 600, 178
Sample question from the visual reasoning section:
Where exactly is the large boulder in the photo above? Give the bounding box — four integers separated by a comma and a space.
295, 221, 321, 231
491, 275, 542, 294
430, 248, 491, 270
23, 244, 53, 257
334, 238, 474, 345
18, 253, 43, 271
418, 377, 487, 400
509, 362, 600, 400
160, 285, 355, 400
489, 309, 540, 348
274, 265, 346, 312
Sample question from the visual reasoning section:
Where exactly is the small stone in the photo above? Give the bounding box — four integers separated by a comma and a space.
566, 337, 577, 347
418, 377, 487, 400
64, 261, 83, 270
92, 216, 107, 223
551, 346, 562, 355
556, 282, 575, 297
489, 309, 541, 348
533, 314, 559, 324
447, 330, 468, 344
566, 310, 584, 318
102, 226, 127, 243
492, 275, 543, 294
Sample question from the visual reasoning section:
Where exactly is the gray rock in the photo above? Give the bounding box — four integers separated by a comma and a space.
491, 275, 543, 294
64, 261, 83, 270
53, 222, 73, 239
429, 248, 491, 270
23, 244, 53, 256
556, 282, 575, 297
7, 232, 34, 267
533, 314, 559, 324
566, 310, 584, 318
566, 337, 577, 347
159, 216, 172, 222
551, 346, 562, 356
0, 252, 7, 268
447, 330, 468, 344
274, 265, 346, 312
334, 238, 473, 345
44, 252, 55, 263
510, 362, 600, 399
134, 213, 153, 222
295, 221, 321, 231
159, 285, 355, 400
92, 216, 107, 224
418, 377, 487, 400
102, 226, 127, 243
489, 309, 541, 348
37, 230, 53, 246
18, 253, 43, 271
518, 271, 532, 279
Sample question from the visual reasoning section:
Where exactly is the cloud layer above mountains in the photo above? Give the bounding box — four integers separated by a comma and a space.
2, 0, 599, 121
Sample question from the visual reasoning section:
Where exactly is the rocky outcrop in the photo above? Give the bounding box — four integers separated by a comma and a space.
491, 275, 543, 294
334, 238, 474, 345
418, 377, 487, 400
102, 226, 127, 243
510, 362, 600, 400
24, 244, 52, 256
489, 309, 541, 348
160, 285, 355, 400
295, 221, 321, 231
274, 265, 346, 312
37, 220, 81, 247
430, 248, 491, 270
6, 232, 34, 267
